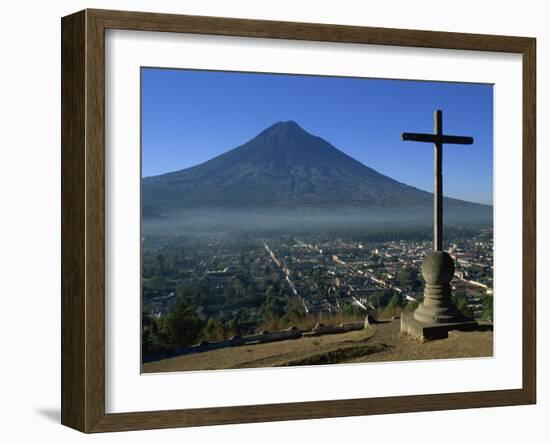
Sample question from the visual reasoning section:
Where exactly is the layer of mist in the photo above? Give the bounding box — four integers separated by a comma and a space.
142, 205, 493, 237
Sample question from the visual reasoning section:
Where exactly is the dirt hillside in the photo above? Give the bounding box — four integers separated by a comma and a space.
142, 319, 493, 374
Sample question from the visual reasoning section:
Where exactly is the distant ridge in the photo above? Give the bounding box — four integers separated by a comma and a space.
142, 121, 489, 212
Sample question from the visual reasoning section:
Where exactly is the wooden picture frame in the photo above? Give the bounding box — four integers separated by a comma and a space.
61, 8, 536, 433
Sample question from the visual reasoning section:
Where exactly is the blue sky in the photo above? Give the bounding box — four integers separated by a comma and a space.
141, 68, 493, 205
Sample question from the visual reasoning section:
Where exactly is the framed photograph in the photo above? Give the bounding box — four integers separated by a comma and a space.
61, 9, 536, 433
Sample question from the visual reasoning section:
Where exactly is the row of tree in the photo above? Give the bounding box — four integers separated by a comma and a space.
142, 291, 373, 358
142, 290, 307, 357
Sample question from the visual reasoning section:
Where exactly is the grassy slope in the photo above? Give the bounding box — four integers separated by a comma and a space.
142, 319, 493, 374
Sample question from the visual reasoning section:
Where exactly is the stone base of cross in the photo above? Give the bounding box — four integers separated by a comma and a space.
401, 250, 478, 340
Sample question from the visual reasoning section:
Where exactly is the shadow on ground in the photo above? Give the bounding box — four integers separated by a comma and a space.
35, 408, 60, 423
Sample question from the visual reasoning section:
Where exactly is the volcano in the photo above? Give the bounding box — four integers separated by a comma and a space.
142, 121, 487, 214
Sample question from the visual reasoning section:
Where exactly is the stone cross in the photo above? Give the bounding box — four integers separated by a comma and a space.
401, 110, 473, 251
399, 110, 478, 338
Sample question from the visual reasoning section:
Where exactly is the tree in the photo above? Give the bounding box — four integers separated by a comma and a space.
142, 308, 161, 356
340, 302, 364, 320
226, 317, 241, 337
311, 268, 322, 284
454, 293, 472, 317
224, 285, 237, 299
397, 266, 421, 291
387, 293, 403, 309
156, 253, 166, 276
142, 275, 171, 299
163, 296, 203, 347
203, 318, 225, 342
481, 295, 493, 320
404, 299, 420, 312
370, 289, 394, 308
280, 305, 306, 328
262, 295, 287, 318
265, 285, 276, 298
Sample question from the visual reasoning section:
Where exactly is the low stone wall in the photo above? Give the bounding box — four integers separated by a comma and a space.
239, 327, 303, 344
303, 321, 365, 337
143, 320, 366, 363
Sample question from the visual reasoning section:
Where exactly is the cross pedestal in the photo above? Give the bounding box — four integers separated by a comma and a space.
401, 251, 477, 340
399, 110, 478, 340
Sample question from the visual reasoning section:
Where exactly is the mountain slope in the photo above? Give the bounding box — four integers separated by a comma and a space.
142, 121, 485, 212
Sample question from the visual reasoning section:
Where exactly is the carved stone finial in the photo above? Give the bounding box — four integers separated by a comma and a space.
413, 251, 464, 324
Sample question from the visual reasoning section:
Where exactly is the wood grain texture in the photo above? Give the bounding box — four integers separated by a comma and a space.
522, 38, 536, 403
60, 8, 537, 433
61, 10, 86, 432
89, 8, 532, 52
85, 9, 107, 432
